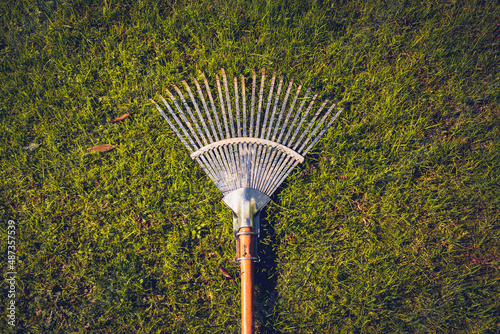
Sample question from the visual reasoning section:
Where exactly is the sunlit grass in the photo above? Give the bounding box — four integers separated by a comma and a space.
1, 0, 499, 332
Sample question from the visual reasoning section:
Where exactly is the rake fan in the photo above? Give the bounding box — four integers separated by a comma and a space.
150, 68, 343, 333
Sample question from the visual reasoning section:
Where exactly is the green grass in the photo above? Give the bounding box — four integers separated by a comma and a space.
1, 0, 499, 332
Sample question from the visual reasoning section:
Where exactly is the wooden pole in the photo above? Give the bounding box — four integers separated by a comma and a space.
239, 227, 255, 334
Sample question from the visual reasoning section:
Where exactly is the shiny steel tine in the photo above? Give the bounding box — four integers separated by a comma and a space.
282, 85, 312, 145
150, 98, 194, 152
221, 70, 240, 189
255, 68, 266, 139
235, 76, 241, 138
182, 80, 213, 144
217, 73, 238, 187
202, 73, 224, 140
173, 84, 208, 145
193, 77, 230, 177
249, 69, 256, 137
287, 92, 318, 149
266, 74, 284, 140
155, 92, 219, 185
221, 69, 236, 138
202, 73, 236, 184
292, 98, 330, 151
254, 71, 277, 191
215, 73, 238, 185
216, 73, 230, 139
181, 80, 228, 183
241, 75, 247, 137
276, 82, 301, 143
158, 93, 199, 150
296, 101, 335, 154
270, 75, 291, 141
240, 75, 250, 188
261, 149, 287, 194
260, 71, 277, 139
265, 87, 320, 191
171, 84, 225, 184
166, 88, 204, 148
257, 74, 285, 191
268, 159, 301, 195
303, 107, 344, 155
194, 78, 219, 142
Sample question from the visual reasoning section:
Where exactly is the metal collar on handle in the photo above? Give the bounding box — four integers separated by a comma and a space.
222, 188, 270, 262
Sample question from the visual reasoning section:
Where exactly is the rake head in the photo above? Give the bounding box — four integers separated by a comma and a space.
151, 68, 343, 246
150, 68, 343, 332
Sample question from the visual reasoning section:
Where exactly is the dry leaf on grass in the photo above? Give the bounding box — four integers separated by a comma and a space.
89, 144, 116, 152
219, 265, 236, 286
109, 113, 131, 124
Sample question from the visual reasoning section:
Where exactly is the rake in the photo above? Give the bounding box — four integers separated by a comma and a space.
150, 68, 343, 333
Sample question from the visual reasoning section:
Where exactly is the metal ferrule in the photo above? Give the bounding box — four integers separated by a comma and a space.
222, 188, 271, 262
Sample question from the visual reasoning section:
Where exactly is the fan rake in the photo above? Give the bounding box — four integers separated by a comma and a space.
150, 68, 344, 333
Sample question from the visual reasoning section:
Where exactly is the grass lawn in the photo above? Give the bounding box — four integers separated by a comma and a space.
1, 0, 499, 332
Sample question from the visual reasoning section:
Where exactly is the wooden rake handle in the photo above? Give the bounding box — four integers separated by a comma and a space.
239, 227, 255, 334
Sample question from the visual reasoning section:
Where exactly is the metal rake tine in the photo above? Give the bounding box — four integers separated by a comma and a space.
292, 98, 330, 151
249, 69, 257, 137
202, 73, 225, 140
201, 74, 238, 187
240, 75, 250, 188
282, 84, 312, 145
265, 74, 284, 140
224, 142, 239, 192
261, 149, 291, 194
268, 158, 301, 195
150, 98, 194, 152
286, 91, 318, 149
216, 74, 239, 185
221, 68, 236, 138
257, 74, 285, 190
157, 93, 200, 150
254, 68, 266, 139
193, 77, 234, 184
260, 71, 277, 139
152, 97, 221, 189
276, 82, 302, 144
271, 76, 294, 142
238, 143, 246, 189
196, 154, 223, 189
241, 75, 247, 137
202, 73, 240, 185
217, 145, 237, 192
165, 88, 204, 148
234, 76, 241, 138
243, 143, 251, 188
182, 80, 214, 144
303, 107, 344, 155
250, 142, 259, 189
254, 144, 269, 192
251, 69, 268, 190
173, 84, 209, 146
256, 144, 279, 192
296, 101, 336, 154
193, 78, 220, 142
266, 106, 344, 192
216, 73, 231, 139
254, 144, 265, 191
172, 84, 228, 184
261, 152, 289, 194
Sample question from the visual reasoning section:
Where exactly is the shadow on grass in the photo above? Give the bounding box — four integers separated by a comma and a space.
254, 206, 282, 334
253, 175, 301, 334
